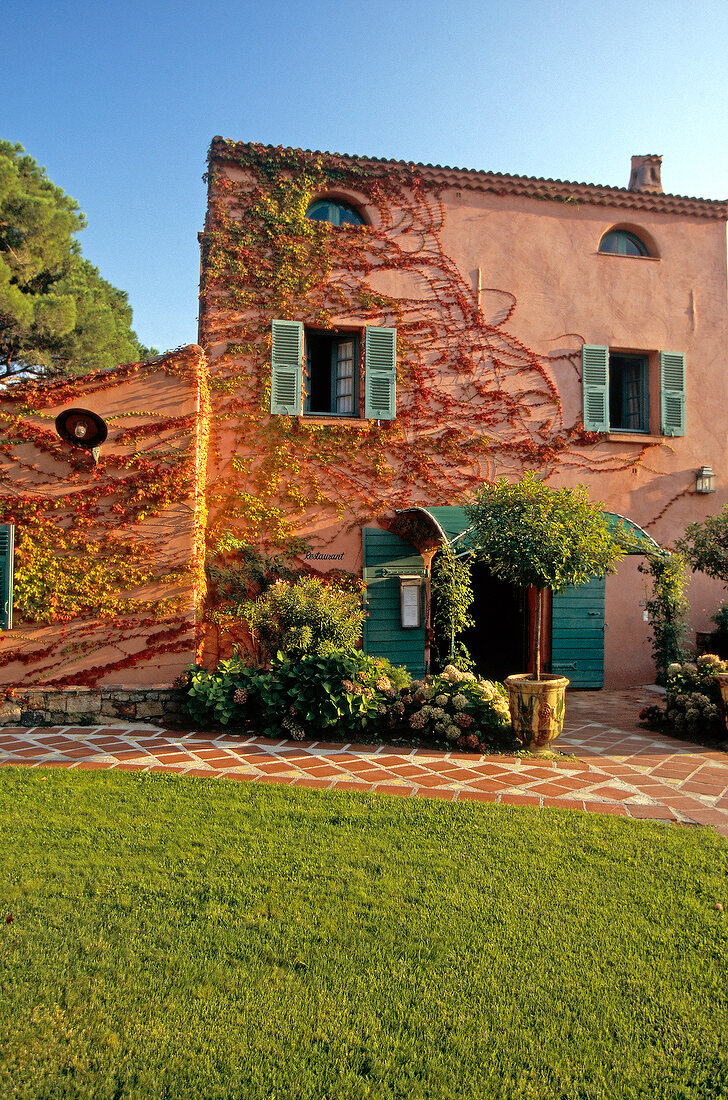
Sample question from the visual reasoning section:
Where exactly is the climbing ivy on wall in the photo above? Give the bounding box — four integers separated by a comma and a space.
0, 140, 672, 685
0, 349, 207, 686
199, 140, 654, 554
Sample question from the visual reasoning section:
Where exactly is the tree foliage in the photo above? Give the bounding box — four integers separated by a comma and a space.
431, 543, 474, 669
0, 141, 154, 380
676, 505, 728, 587
465, 472, 623, 678
638, 551, 689, 684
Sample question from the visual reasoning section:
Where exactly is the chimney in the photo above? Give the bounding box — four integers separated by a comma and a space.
628, 155, 663, 194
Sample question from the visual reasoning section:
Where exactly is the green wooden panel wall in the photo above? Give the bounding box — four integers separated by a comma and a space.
551, 574, 605, 689
0, 524, 14, 631
362, 527, 425, 675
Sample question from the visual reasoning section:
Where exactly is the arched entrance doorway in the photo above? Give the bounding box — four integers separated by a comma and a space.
384, 506, 660, 688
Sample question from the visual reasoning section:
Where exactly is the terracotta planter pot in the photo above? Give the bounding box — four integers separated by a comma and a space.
715, 673, 728, 731
505, 673, 570, 754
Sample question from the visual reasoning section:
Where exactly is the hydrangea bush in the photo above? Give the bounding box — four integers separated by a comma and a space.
640, 654, 726, 739
181, 656, 514, 751
398, 665, 513, 751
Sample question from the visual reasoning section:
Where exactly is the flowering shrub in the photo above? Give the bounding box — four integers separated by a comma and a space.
182, 657, 266, 727
392, 664, 513, 751
181, 651, 512, 751
641, 654, 726, 738
242, 575, 365, 663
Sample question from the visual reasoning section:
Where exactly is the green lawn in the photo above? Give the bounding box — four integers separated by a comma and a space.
1, 768, 727, 1100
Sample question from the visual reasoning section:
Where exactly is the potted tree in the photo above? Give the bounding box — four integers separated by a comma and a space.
466, 472, 623, 753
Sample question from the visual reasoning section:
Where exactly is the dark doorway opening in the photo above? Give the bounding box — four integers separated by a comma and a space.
459, 559, 528, 683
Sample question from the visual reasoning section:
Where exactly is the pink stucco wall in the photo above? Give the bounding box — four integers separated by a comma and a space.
202, 148, 728, 687
0, 350, 205, 688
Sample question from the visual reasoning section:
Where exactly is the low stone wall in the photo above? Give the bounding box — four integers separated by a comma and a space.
0, 685, 187, 728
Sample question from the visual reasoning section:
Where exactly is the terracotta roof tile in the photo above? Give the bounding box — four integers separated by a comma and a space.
208, 138, 728, 221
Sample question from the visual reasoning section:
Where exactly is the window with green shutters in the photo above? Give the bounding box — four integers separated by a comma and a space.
660, 351, 686, 436
582, 346, 685, 437
364, 327, 396, 420
271, 321, 396, 420
270, 319, 304, 416
0, 524, 14, 631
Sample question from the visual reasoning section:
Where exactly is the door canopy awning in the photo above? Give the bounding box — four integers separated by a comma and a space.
392, 506, 661, 556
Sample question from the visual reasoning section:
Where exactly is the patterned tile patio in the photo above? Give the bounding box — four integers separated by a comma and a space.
1, 687, 727, 836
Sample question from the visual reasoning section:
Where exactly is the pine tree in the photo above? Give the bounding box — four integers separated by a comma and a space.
0, 141, 155, 380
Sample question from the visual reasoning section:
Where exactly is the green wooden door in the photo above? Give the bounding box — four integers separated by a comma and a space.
551, 575, 605, 688
362, 528, 426, 675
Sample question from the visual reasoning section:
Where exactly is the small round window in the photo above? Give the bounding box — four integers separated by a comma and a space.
305, 199, 365, 226
598, 229, 650, 257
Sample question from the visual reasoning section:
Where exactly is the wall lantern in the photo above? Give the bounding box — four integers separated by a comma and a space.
695, 466, 716, 494
399, 575, 423, 629
55, 408, 108, 463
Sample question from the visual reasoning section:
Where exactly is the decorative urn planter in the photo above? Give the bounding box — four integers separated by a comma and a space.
505, 673, 570, 754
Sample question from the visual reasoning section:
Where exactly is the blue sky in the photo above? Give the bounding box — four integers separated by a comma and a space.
3, 0, 727, 353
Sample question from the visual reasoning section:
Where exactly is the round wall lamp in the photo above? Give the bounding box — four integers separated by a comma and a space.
55, 408, 108, 461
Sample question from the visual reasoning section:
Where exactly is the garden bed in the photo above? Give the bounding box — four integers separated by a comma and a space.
179, 652, 519, 755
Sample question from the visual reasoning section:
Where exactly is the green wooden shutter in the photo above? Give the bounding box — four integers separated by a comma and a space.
660, 351, 686, 437
551, 575, 605, 688
0, 524, 14, 631
362, 527, 425, 674
364, 327, 396, 420
582, 345, 610, 431
270, 320, 303, 415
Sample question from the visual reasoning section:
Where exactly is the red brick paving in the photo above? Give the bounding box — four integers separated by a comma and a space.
1, 686, 728, 835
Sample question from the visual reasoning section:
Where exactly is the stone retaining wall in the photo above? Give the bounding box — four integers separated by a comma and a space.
0, 685, 186, 728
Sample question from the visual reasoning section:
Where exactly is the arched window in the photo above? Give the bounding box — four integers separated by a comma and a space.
598, 229, 650, 257
305, 198, 365, 226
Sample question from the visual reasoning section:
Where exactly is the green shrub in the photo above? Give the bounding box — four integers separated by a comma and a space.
393, 664, 514, 752
181, 657, 266, 727
638, 551, 689, 684
431, 544, 474, 670
180, 651, 410, 739
242, 575, 365, 662
650, 654, 727, 738
179, 652, 514, 751
676, 505, 728, 585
